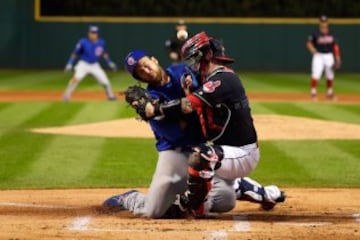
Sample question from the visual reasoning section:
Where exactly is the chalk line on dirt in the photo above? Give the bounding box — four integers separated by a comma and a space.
353, 213, 360, 222
0, 202, 77, 209
207, 230, 228, 240
232, 215, 251, 232
67, 214, 251, 237
68, 216, 91, 231
277, 222, 332, 227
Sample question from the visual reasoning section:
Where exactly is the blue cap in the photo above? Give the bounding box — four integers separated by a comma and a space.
89, 25, 99, 33
124, 50, 147, 79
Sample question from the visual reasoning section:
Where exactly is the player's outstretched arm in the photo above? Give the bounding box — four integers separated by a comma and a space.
64, 54, 77, 72
145, 95, 199, 119
103, 53, 117, 71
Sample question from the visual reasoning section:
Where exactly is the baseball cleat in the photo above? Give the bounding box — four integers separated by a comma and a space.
311, 94, 318, 102
63, 95, 70, 102
326, 94, 337, 101
102, 190, 138, 210
261, 191, 286, 211
108, 96, 117, 101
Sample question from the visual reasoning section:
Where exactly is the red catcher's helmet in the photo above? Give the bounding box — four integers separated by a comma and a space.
181, 31, 211, 65
209, 38, 234, 64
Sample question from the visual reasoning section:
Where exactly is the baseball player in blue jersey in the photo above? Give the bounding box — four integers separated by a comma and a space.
112, 33, 286, 218
103, 50, 205, 218
63, 25, 117, 101
103, 46, 285, 218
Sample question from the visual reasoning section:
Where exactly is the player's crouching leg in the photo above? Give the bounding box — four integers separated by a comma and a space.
178, 143, 225, 217
208, 177, 237, 213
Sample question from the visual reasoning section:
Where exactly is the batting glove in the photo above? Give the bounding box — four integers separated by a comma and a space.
64, 64, 73, 72
108, 61, 118, 71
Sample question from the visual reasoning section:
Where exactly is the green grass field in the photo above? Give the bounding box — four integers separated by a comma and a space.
0, 70, 359, 94
0, 70, 359, 189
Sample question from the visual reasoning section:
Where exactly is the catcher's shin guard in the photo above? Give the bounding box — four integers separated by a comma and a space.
184, 143, 224, 216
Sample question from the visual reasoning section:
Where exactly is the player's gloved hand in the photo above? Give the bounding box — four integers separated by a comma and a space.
108, 61, 117, 71
64, 64, 73, 72
124, 85, 155, 121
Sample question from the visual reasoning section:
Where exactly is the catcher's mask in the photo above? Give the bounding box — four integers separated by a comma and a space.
181, 31, 212, 68
124, 50, 147, 80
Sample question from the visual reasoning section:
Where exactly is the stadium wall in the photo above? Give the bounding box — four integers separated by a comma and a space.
0, 0, 359, 72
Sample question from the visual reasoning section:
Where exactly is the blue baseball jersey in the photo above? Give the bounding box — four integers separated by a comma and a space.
72, 38, 107, 63
147, 64, 203, 151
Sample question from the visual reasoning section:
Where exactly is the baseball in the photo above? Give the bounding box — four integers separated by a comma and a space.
177, 29, 188, 40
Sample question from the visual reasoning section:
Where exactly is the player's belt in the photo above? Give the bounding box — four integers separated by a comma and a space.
240, 142, 259, 150
172, 146, 192, 153
232, 99, 249, 109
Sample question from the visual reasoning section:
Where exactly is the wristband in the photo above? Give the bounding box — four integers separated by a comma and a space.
67, 57, 76, 66
105, 58, 112, 65
154, 103, 162, 117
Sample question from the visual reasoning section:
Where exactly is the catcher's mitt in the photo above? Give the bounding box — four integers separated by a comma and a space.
124, 85, 154, 121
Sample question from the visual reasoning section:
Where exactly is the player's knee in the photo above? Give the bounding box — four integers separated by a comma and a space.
211, 189, 236, 213
145, 205, 167, 219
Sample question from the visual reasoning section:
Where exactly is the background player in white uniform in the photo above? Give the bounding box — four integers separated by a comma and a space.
306, 15, 341, 101
63, 25, 117, 101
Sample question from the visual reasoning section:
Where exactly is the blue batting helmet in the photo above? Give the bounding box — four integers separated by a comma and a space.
124, 50, 147, 79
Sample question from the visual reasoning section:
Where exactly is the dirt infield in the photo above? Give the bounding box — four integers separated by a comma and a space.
0, 188, 359, 240
1, 90, 360, 103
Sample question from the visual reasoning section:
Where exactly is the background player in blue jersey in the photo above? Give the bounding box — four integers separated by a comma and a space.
63, 25, 117, 101
306, 15, 342, 101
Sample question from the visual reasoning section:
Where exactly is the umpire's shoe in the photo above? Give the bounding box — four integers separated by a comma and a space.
102, 190, 138, 211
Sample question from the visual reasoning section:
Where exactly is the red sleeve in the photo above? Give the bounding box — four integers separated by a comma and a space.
333, 43, 340, 57
187, 94, 208, 138
187, 94, 204, 108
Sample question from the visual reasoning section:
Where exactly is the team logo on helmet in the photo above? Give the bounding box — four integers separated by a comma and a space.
127, 57, 135, 66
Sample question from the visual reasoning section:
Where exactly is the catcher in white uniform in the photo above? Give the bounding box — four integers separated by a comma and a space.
306, 15, 341, 101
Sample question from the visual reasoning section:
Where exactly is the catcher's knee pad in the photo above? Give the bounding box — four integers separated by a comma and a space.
188, 143, 224, 173
185, 143, 224, 216
179, 173, 212, 217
